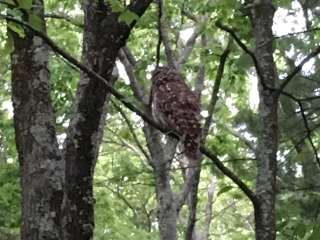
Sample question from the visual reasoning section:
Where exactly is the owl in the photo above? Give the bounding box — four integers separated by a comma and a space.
150, 66, 202, 161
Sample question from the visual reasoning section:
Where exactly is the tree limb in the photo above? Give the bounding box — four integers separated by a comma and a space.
278, 45, 320, 92
158, 0, 178, 68
202, 43, 230, 139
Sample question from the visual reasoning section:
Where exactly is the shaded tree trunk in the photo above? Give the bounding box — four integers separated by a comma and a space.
10, 0, 63, 239
61, 1, 152, 239
249, 1, 279, 240
143, 125, 178, 240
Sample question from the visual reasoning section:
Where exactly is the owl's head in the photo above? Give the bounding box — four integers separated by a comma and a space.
151, 66, 179, 83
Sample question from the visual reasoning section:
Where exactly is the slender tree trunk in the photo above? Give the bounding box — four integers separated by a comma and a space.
10, 1, 63, 239
249, 1, 279, 239
62, 1, 152, 239
143, 125, 178, 240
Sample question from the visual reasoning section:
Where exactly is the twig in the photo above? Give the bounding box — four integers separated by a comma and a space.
194, 33, 207, 99
215, 21, 268, 90
275, 27, 320, 39
156, 0, 163, 67
111, 100, 151, 162
202, 43, 230, 139
118, 49, 148, 104
280, 90, 320, 168
278, 45, 320, 92
44, 13, 84, 28
178, 27, 201, 65
158, 0, 178, 68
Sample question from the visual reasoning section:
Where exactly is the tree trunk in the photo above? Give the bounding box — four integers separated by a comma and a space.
10, 1, 63, 239
143, 125, 178, 240
62, 1, 152, 239
249, 1, 279, 240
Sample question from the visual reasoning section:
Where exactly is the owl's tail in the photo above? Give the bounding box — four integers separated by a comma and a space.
184, 133, 201, 162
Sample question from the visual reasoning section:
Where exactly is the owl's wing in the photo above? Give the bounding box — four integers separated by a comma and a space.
159, 81, 201, 134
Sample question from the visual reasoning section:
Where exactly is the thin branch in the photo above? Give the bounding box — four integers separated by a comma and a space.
178, 27, 201, 65
275, 27, 320, 39
44, 13, 84, 28
111, 100, 151, 162
202, 43, 230, 139
1, 14, 256, 204
216, 21, 278, 93
156, 0, 163, 67
194, 33, 207, 99
158, 0, 178, 68
278, 45, 320, 92
200, 146, 257, 204
122, 46, 137, 67
203, 176, 217, 240
225, 126, 256, 153
181, 9, 198, 22
280, 90, 320, 168
118, 49, 148, 104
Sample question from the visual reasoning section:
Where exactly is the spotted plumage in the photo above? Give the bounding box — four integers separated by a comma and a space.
150, 66, 201, 160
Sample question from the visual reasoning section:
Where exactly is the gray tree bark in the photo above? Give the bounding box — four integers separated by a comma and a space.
62, 1, 152, 239
10, 0, 64, 239
248, 1, 279, 239
143, 125, 179, 240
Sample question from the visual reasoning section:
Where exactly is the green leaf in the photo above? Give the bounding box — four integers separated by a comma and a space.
4, 32, 14, 54
217, 186, 233, 197
108, 0, 125, 13
308, 227, 320, 240
119, 10, 139, 26
294, 224, 307, 238
7, 22, 25, 38
28, 14, 42, 31
17, 0, 32, 10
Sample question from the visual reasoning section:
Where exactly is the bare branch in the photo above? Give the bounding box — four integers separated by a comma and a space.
118, 49, 148, 104
275, 27, 320, 39
280, 91, 320, 168
178, 27, 201, 65
158, 0, 178, 68
225, 126, 256, 152
194, 34, 207, 99
203, 176, 217, 240
112, 100, 151, 163
181, 9, 198, 22
215, 21, 273, 91
202, 43, 230, 139
278, 45, 320, 92
122, 46, 137, 67
44, 13, 84, 28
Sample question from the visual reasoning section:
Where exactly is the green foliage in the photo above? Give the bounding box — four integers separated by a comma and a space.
0, 163, 20, 239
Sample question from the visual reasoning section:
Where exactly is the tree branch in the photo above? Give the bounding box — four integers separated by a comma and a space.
278, 45, 320, 92
202, 43, 230, 139
275, 27, 320, 39
194, 33, 207, 99
111, 100, 151, 163
158, 0, 178, 68
178, 27, 201, 65
44, 13, 84, 28
118, 49, 148, 104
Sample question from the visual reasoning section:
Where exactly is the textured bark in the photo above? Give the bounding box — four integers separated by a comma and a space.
143, 125, 178, 240
249, 1, 278, 240
10, 1, 64, 239
62, 1, 152, 239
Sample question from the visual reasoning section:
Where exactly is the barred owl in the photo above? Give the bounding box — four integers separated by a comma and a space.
150, 66, 201, 161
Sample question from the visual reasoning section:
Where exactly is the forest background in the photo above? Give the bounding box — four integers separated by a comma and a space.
0, 0, 320, 239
